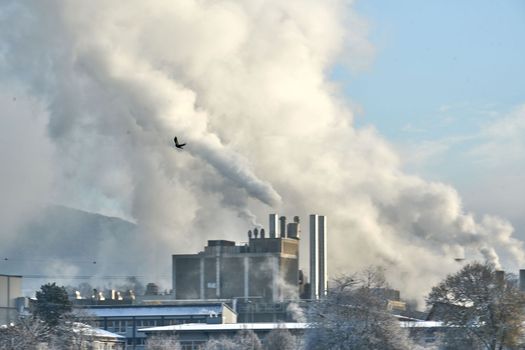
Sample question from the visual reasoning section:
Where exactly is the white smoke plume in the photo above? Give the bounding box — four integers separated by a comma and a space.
1, 0, 523, 300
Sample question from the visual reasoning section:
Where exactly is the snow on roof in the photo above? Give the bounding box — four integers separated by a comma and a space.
139, 322, 309, 333
71, 323, 125, 339
400, 321, 444, 328
82, 305, 225, 318
89, 328, 126, 338
140, 320, 447, 333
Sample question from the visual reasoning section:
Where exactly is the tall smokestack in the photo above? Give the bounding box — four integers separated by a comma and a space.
269, 214, 278, 238
279, 216, 287, 238
318, 215, 328, 298
287, 215, 300, 239
495, 270, 505, 288
310, 214, 319, 299
310, 214, 328, 300
520, 269, 525, 292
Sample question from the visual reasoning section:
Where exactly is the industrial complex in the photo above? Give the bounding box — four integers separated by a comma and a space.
1, 213, 329, 349
4, 212, 525, 349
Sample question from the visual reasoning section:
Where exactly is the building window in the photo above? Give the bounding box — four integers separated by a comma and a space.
106, 320, 128, 333
138, 319, 157, 327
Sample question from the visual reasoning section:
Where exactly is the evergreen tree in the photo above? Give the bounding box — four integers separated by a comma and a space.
34, 282, 72, 326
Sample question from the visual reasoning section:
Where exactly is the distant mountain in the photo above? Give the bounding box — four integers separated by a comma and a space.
11, 205, 137, 260
1, 205, 157, 293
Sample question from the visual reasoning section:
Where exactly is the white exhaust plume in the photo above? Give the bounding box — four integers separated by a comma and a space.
0, 0, 523, 300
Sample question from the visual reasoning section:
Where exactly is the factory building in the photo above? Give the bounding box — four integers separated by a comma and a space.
172, 215, 302, 302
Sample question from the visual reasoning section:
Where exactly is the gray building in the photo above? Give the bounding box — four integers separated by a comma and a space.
172, 215, 301, 302
0, 274, 22, 324
79, 303, 236, 350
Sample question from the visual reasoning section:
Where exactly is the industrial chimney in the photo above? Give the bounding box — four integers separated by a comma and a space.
520, 269, 525, 292
309, 215, 319, 300
269, 214, 278, 238
310, 214, 327, 299
279, 216, 287, 238
287, 216, 300, 239
495, 270, 505, 286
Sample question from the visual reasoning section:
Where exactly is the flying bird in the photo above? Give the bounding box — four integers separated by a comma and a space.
174, 137, 186, 149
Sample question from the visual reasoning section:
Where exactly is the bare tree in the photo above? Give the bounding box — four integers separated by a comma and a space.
200, 336, 238, 350
263, 328, 297, 350
0, 310, 99, 349
234, 330, 262, 350
427, 261, 525, 350
200, 330, 262, 350
146, 333, 182, 350
0, 316, 51, 350
305, 267, 423, 350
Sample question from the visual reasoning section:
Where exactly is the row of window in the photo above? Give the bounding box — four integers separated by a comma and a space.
101, 318, 203, 333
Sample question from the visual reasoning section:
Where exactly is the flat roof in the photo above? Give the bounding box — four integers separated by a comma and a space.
81, 305, 227, 318
140, 322, 309, 332
400, 321, 444, 328
140, 320, 446, 333
73, 324, 126, 339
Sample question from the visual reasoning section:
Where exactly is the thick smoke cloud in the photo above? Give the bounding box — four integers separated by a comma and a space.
0, 89, 54, 241
1, 0, 523, 300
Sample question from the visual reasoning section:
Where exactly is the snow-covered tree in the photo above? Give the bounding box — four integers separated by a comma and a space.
427, 261, 525, 350
0, 316, 50, 349
146, 333, 182, 350
234, 330, 262, 350
0, 316, 97, 350
263, 328, 297, 350
1, 300, 110, 349
305, 267, 422, 350
200, 330, 262, 350
200, 336, 238, 350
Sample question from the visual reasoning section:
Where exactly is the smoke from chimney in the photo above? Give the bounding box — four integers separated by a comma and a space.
0, 0, 523, 301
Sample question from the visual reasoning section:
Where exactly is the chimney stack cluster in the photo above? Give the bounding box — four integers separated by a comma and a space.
248, 214, 301, 240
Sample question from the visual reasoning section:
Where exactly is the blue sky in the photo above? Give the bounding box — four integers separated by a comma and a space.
334, 0, 525, 237
337, 0, 525, 140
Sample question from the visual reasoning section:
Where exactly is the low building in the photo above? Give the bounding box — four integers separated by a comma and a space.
140, 322, 308, 349
78, 303, 236, 350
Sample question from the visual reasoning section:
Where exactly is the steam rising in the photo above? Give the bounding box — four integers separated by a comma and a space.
1, 0, 523, 300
